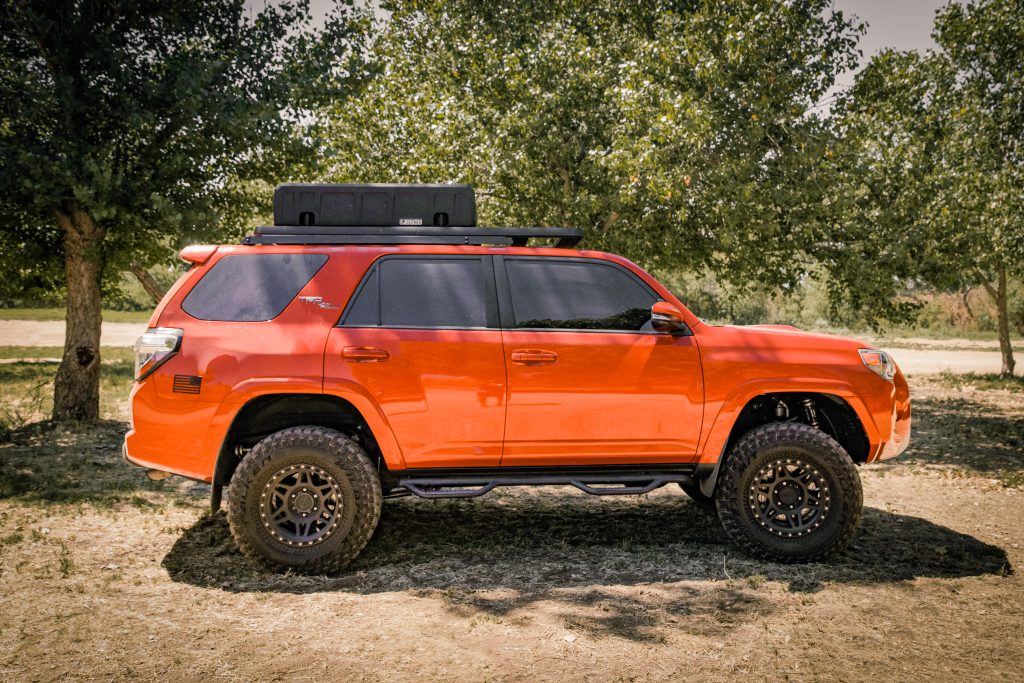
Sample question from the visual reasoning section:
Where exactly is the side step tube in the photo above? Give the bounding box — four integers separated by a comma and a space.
398, 473, 695, 499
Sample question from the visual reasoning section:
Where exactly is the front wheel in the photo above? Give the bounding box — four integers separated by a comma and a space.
715, 422, 862, 563
227, 426, 382, 573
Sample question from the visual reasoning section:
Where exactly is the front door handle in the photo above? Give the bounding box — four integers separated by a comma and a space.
342, 346, 390, 363
510, 349, 558, 366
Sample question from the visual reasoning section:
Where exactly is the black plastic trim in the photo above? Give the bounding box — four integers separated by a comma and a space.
244, 225, 583, 248
395, 465, 698, 499
396, 463, 698, 478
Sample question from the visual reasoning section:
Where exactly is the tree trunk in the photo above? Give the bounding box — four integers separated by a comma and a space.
52, 207, 106, 422
129, 262, 166, 304
981, 264, 1016, 378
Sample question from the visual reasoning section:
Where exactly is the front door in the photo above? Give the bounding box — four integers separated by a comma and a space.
324, 254, 507, 468
496, 256, 703, 466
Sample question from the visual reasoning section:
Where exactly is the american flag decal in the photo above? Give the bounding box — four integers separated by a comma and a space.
172, 375, 202, 394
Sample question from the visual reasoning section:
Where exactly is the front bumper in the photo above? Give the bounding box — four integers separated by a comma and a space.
872, 366, 912, 461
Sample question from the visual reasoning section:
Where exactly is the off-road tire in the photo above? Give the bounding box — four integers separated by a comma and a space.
715, 422, 862, 563
227, 426, 382, 573
678, 481, 717, 512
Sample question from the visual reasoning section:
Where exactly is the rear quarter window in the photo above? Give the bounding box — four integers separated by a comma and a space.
182, 253, 328, 322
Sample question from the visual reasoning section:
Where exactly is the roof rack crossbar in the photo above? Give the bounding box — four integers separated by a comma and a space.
242, 234, 517, 246
241, 225, 583, 249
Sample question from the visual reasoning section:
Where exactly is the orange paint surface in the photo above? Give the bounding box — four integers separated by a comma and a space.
124, 244, 910, 481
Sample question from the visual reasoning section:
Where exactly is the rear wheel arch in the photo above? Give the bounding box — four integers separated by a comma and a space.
213, 393, 393, 498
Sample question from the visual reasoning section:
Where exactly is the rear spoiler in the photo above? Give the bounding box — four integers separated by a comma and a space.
179, 245, 218, 265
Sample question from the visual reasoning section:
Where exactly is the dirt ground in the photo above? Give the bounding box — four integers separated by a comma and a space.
0, 375, 1022, 681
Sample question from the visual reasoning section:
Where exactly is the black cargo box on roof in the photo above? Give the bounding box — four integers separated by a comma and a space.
273, 183, 476, 228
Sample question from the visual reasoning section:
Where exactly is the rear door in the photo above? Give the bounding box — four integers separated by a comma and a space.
497, 256, 703, 466
323, 255, 507, 468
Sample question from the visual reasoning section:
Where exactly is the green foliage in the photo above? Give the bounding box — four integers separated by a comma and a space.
827, 0, 1023, 341
326, 0, 861, 291
933, 372, 1024, 394
0, 0, 370, 292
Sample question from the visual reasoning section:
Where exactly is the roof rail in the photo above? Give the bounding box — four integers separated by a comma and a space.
241, 225, 583, 249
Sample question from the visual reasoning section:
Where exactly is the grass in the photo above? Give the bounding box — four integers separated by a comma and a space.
0, 354, 134, 426
0, 346, 134, 362
1, 532, 23, 547
932, 372, 1024, 393
58, 539, 74, 578
998, 471, 1024, 488
0, 307, 152, 323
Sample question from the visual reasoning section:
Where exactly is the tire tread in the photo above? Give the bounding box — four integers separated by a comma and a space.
227, 425, 382, 573
715, 422, 862, 563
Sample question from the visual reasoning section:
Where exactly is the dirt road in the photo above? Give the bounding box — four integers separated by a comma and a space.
0, 320, 145, 347
0, 320, 1012, 374
881, 347, 1007, 375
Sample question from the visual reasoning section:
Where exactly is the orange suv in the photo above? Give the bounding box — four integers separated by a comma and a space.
125, 183, 911, 571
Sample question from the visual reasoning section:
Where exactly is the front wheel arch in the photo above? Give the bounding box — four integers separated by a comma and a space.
698, 391, 870, 498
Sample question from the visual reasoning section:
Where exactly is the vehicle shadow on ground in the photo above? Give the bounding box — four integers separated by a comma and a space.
164, 492, 1012, 602
904, 394, 1023, 473
0, 421, 206, 505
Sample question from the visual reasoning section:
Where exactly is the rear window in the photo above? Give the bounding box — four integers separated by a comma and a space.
182, 253, 328, 322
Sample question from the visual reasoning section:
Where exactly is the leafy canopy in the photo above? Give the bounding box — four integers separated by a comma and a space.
0, 0, 369, 294
324, 0, 861, 288
829, 0, 1024, 311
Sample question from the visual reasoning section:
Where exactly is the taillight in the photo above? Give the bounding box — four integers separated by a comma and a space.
134, 328, 183, 380
859, 348, 897, 382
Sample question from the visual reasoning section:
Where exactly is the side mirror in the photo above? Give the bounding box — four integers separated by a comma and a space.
651, 301, 686, 334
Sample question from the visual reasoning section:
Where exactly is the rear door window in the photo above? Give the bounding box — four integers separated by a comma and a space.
504, 258, 658, 331
342, 257, 490, 329
182, 253, 327, 322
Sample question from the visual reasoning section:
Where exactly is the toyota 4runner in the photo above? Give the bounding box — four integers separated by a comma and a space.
124, 183, 911, 571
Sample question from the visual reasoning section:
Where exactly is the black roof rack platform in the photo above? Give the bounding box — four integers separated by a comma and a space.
242, 224, 583, 248
248, 183, 583, 247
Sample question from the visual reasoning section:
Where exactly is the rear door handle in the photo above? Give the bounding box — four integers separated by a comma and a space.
342, 346, 390, 363
510, 349, 558, 366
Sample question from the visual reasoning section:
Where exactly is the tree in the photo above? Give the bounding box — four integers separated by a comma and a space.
0, 0, 369, 420
324, 0, 861, 289
831, 0, 1023, 376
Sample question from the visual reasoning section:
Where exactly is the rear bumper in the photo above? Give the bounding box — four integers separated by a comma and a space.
123, 380, 223, 482
122, 440, 141, 469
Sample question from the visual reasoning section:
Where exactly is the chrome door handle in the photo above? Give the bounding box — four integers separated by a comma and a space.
510, 349, 558, 366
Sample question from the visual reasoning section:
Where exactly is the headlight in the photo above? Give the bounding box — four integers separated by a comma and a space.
134, 328, 183, 380
859, 348, 896, 382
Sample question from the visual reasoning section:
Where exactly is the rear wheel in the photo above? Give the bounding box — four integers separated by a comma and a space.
715, 422, 862, 563
227, 426, 382, 573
